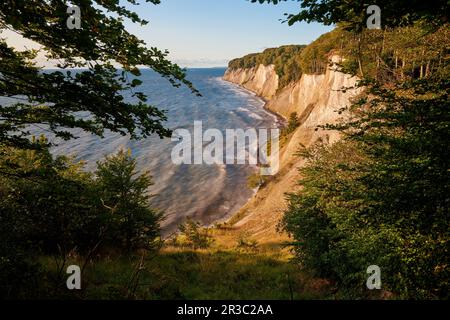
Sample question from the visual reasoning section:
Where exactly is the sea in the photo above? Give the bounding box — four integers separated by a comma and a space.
11, 68, 280, 234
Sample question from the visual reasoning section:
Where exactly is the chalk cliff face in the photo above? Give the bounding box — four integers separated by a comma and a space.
222, 55, 361, 242
223, 64, 279, 100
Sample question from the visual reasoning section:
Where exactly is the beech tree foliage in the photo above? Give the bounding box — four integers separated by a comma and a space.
0, 1, 175, 299
0, 0, 199, 149
252, 0, 449, 29
261, 0, 450, 298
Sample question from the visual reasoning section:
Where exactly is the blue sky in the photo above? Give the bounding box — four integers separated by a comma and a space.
2, 0, 333, 68
125, 0, 333, 67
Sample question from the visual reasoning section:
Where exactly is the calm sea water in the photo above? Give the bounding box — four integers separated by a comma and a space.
13, 68, 279, 233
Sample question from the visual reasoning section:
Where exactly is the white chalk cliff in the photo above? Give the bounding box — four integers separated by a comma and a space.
223, 55, 362, 242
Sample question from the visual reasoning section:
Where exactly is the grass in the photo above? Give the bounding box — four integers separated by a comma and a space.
38, 242, 332, 300
35, 123, 332, 300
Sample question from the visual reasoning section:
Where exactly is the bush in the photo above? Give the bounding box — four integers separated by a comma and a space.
286, 112, 300, 134
236, 234, 259, 253
0, 144, 163, 297
177, 218, 213, 249
95, 149, 163, 252
247, 172, 269, 189
283, 78, 450, 299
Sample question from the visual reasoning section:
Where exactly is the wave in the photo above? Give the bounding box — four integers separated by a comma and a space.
235, 107, 264, 120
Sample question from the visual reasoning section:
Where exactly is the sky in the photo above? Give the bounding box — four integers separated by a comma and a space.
3, 0, 333, 68
127, 0, 333, 67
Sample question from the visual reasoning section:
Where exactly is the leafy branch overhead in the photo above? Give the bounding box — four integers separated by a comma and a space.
251, 0, 449, 29
0, 0, 199, 149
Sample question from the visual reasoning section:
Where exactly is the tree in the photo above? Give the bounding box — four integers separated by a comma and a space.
287, 112, 299, 133
0, 137, 96, 253
0, 143, 164, 297
0, 138, 99, 298
251, 0, 449, 30
284, 76, 450, 298
255, 0, 450, 299
177, 218, 213, 250
0, 0, 199, 150
96, 149, 163, 252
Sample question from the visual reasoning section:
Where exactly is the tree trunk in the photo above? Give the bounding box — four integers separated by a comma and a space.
401, 58, 406, 80
357, 35, 364, 77
419, 49, 426, 78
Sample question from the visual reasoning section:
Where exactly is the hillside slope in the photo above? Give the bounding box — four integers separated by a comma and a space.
222, 55, 361, 244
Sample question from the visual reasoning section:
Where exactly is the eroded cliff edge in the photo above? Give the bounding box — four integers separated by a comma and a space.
222, 56, 361, 244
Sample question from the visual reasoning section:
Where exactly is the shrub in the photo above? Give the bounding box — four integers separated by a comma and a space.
0, 144, 163, 297
177, 218, 213, 250
95, 149, 163, 253
286, 112, 300, 134
236, 234, 259, 253
247, 172, 269, 189
283, 76, 450, 299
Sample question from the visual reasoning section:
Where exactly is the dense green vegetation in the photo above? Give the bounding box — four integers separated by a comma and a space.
0, 0, 191, 299
228, 22, 449, 89
229, 45, 306, 88
0, 143, 163, 298
336, 24, 450, 82
253, 0, 448, 30
1, 0, 449, 300
0, 0, 198, 150
260, 2, 450, 299
227, 28, 353, 87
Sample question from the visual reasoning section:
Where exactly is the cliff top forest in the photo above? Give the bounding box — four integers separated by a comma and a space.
229, 24, 449, 89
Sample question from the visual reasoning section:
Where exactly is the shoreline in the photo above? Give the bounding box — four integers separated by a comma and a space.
162, 76, 287, 235
165, 75, 286, 235
211, 76, 286, 228
222, 78, 287, 128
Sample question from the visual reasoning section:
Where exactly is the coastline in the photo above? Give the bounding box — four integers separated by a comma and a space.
164, 75, 285, 234
214, 76, 286, 228
222, 78, 287, 128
